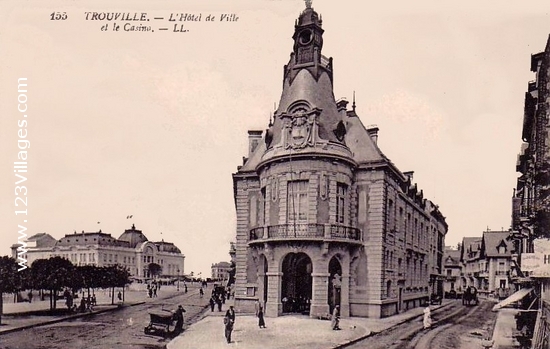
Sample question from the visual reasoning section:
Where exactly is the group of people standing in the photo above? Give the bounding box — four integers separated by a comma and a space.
147, 283, 159, 298
63, 289, 97, 313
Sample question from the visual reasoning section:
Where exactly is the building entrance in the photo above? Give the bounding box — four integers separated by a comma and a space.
281, 252, 312, 314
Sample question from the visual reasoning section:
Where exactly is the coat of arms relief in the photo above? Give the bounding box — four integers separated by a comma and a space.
280, 104, 322, 150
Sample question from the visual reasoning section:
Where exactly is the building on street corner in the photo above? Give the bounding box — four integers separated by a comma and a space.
232, 3, 447, 319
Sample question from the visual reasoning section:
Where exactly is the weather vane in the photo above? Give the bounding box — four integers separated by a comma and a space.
305, 0, 312, 9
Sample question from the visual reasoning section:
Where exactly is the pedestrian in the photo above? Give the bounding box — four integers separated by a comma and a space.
172, 305, 186, 334
224, 305, 236, 343
92, 294, 97, 306
423, 306, 432, 329
254, 299, 260, 316
210, 296, 216, 312
27, 290, 33, 303
258, 303, 266, 329
331, 305, 341, 330
148, 287, 153, 298
80, 297, 87, 313
117, 291, 122, 301
217, 295, 223, 312
199, 287, 204, 298
153, 287, 157, 297
66, 293, 74, 312
185, 284, 188, 293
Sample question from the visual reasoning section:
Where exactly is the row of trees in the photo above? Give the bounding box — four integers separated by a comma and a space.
0, 256, 131, 325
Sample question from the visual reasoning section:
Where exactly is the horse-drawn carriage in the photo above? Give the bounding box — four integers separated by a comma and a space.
144, 304, 186, 338
144, 308, 179, 337
462, 286, 479, 306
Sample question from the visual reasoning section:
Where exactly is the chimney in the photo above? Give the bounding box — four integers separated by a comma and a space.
336, 98, 349, 112
248, 130, 263, 157
403, 171, 414, 181
366, 125, 379, 144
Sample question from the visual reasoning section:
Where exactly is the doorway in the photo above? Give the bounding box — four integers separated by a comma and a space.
281, 252, 312, 314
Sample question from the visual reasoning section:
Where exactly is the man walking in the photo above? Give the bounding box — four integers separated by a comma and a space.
224, 305, 236, 343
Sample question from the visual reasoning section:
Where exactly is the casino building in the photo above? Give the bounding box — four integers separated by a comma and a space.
232, 2, 447, 318
11, 224, 185, 280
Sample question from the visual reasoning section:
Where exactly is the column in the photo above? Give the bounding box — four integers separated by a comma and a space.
340, 272, 350, 317
265, 271, 282, 317
310, 272, 330, 317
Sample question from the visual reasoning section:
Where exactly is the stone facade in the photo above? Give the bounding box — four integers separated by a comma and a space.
232, 4, 447, 319
211, 261, 232, 281
11, 224, 185, 280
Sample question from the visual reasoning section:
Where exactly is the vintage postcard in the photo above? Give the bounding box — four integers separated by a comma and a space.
1, 1, 549, 348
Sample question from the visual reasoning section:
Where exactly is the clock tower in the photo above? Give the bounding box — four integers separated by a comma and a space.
292, 0, 324, 65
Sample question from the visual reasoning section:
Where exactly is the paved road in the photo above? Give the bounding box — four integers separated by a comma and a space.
0, 286, 212, 349
343, 300, 497, 349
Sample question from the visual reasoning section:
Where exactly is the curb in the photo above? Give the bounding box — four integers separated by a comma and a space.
0, 301, 146, 336
332, 302, 454, 349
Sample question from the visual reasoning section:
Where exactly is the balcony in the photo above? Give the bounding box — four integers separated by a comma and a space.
249, 223, 362, 245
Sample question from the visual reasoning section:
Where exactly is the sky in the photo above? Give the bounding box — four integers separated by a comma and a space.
1, 0, 549, 276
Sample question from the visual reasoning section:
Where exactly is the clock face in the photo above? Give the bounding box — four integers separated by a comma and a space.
298, 29, 313, 45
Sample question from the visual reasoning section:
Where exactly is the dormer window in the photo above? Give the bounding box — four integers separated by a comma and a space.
497, 240, 507, 254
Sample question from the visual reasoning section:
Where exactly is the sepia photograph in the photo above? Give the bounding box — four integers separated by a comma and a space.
1, 0, 550, 348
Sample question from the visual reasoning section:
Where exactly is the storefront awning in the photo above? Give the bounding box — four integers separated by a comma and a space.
492, 287, 533, 312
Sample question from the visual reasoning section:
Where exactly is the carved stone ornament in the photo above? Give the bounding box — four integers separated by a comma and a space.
319, 172, 328, 200
271, 177, 279, 202
280, 106, 321, 150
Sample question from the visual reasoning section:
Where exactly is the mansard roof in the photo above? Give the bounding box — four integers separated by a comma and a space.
482, 231, 512, 258
27, 233, 57, 247
461, 237, 482, 261
57, 231, 130, 247
118, 224, 149, 247
444, 249, 461, 266
344, 112, 386, 165
155, 240, 182, 254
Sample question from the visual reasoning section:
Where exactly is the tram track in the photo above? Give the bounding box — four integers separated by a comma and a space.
342, 300, 495, 349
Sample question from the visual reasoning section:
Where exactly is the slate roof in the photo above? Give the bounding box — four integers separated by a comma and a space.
345, 113, 386, 164
482, 231, 512, 258
444, 249, 461, 266
461, 237, 482, 261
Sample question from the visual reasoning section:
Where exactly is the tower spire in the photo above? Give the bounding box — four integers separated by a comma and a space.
352, 91, 356, 112
305, 0, 312, 9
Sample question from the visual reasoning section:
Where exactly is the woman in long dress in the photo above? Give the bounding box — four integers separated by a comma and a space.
258, 304, 266, 328
423, 306, 432, 329
331, 305, 341, 330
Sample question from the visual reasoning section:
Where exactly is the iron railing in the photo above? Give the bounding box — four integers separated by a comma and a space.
249, 223, 361, 243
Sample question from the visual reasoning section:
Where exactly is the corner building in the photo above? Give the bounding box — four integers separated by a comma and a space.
232, 4, 447, 319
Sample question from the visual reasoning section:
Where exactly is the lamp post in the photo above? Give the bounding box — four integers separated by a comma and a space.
177, 269, 180, 291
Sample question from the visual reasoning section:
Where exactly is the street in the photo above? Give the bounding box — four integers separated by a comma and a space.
0, 285, 210, 349
344, 299, 497, 349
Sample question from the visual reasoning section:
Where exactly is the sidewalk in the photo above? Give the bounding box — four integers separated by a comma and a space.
0, 285, 176, 335
167, 300, 450, 349
491, 308, 521, 349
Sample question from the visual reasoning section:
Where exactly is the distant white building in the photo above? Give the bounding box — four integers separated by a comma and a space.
211, 261, 232, 281
11, 224, 185, 280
